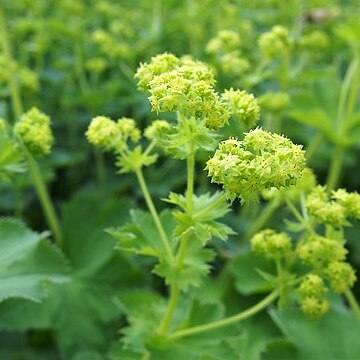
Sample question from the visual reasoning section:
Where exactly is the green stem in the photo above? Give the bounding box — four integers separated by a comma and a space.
285, 199, 303, 223
135, 168, 174, 262
306, 133, 323, 162
169, 290, 279, 340
176, 233, 190, 272
245, 199, 279, 238
327, 55, 360, 191
158, 285, 180, 334
24, 149, 63, 248
74, 42, 90, 95
0, 2, 23, 119
344, 290, 360, 321
326, 145, 344, 192
186, 147, 195, 213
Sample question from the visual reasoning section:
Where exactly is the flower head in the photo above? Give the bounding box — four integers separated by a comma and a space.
15, 107, 54, 156
221, 88, 260, 128
206, 128, 306, 202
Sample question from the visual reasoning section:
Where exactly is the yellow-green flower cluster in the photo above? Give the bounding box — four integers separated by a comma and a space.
296, 235, 356, 295
300, 30, 330, 50
262, 167, 317, 202
135, 53, 181, 91
220, 52, 250, 76
332, 188, 360, 219
206, 128, 305, 202
296, 235, 347, 269
297, 274, 329, 318
14, 107, 54, 156
91, 28, 130, 60
86, 116, 140, 153
306, 186, 360, 227
136, 53, 235, 129
258, 25, 292, 59
258, 92, 290, 113
251, 229, 292, 259
325, 261, 356, 294
206, 30, 249, 77
85, 57, 107, 74
206, 30, 241, 55
221, 88, 260, 128
144, 120, 170, 141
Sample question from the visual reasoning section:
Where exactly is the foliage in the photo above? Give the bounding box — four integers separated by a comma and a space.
0, 0, 360, 358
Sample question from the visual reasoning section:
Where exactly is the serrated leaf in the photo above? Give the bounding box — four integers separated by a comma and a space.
153, 240, 215, 290
159, 118, 218, 159
0, 218, 69, 303
0, 190, 144, 358
165, 191, 235, 244
109, 209, 177, 258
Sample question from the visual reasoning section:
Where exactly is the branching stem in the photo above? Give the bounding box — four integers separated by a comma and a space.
168, 290, 279, 340
135, 168, 174, 262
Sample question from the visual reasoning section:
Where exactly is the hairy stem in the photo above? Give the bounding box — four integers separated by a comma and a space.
345, 289, 360, 321
169, 290, 279, 340
24, 149, 63, 248
135, 168, 174, 262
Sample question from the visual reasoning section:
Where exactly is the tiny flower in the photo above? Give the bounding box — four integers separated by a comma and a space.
296, 235, 347, 268
300, 296, 329, 318
144, 120, 171, 141
14, 107, 54, 156
297, 274, 327, 298
135, 53, 181, 91
86, 116, 119, 152
325, 261, 356, 293
206, 30, 241, 55
251, 229, 292, 258
221, 88, 260, 128
206, 128, 306, 202
258, 25, 292, 59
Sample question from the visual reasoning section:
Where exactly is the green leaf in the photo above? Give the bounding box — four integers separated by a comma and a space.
153, 240, 215, 290
229, 251, 276, 295
0, 190, 144, 358
165, 191, 235, 244
0, 133, 26, 182
159, 118, 218, 159
289, 109, 332, 135
109, 209, 177, 258
269, 300, 360, 360
0, 218, 69, 303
